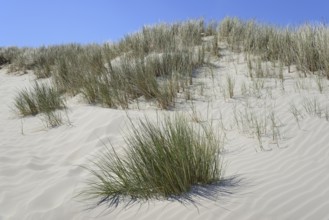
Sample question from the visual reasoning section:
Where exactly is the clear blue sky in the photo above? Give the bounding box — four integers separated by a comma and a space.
1, 0, 328, 47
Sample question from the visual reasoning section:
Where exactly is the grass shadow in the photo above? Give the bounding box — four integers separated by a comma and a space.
81, 174, 244, 217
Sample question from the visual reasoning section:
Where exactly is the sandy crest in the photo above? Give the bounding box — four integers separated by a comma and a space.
1, 49, 329, 220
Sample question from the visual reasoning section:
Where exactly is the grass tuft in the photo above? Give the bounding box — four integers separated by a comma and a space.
218, 17, 329, 78
14, 82, 65, 116
81, 115, 222, 209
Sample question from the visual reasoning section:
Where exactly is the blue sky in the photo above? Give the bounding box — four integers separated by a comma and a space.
1, 0, 328, 47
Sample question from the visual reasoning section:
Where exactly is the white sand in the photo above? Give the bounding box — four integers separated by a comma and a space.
1, 49, 329, 220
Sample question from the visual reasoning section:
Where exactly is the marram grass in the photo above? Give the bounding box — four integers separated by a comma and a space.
81, 115, 223, 209
14, 82, 65, 116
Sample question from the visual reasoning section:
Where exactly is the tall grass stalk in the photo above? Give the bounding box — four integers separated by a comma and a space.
225, 74, 235, 98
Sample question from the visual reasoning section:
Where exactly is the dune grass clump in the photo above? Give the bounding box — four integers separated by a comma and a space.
0, 54, 9, 66
114, 19, 207, 57
0, 47, 24, 66
51, 20, 212, 108
218, 17, 329, 78
79, 47, 206, 109
5, 19, 217, 110
0, 47, 40, 73
14, 82, 65, 116
82, 115, 222, 209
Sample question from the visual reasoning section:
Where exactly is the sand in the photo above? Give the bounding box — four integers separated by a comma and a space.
1, 49, 329, 220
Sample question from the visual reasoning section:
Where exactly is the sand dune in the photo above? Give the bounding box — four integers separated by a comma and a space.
1, 48, 329, 220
